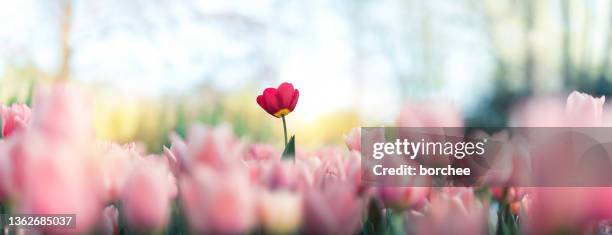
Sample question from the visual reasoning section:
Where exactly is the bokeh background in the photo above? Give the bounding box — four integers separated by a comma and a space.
0, 0, 610, 151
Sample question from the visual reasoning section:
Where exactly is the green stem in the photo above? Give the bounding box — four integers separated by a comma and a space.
282, 115, 288, 147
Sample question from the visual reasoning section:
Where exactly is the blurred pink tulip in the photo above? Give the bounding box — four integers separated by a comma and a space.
264, 160, 300, 191
377, 186, 430, 211
31, 84, 93, 141
180, 166, 256, 234
511, 194, 531, 215
122, 157, 175, 231
163, 133, 190, 175
344, 127, 361, 152
314, 151, 347, 188
411, 188, 485, 235
258, 190, 303, 234
397, 102, 463, 127
343, 151, 362, 185
0, 143, 7, 199
0, 103, 31, 138
303, 182, 363, 235
17, 138, 102, 233
396, 102, 463, 167
101, 205, 119, 235
510, 96, 567, 127
95, 142, 135, 201
511, 91, 606, 127
524, 188, 590, 234
182, 124, 244, 170
490, 187, 529, 203
245, 143, 281, 162
565, 91, 604, 126
586, 187, 612, 220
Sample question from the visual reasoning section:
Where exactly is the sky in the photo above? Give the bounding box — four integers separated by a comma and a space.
7, 0, 601, 122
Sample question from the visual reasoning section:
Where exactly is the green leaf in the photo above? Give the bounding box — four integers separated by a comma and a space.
282, 135, 295, 159
362, 198, 384, 235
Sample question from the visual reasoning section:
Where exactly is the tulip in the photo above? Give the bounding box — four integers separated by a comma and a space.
182, 124, 244, 171
396, 102, 463, 167
101, 205, 119, 235
264, 160, 300, 191
163, 133, 189, 175
16, 137, 102, 233
180, 166, 256, 234
524, 188, 590, 234
303, 181, 363, 235
344, 127, 361, 152
95, 142, 134, 201
0, 142, 8, 199
377, 186, 430, 211
256, 82, 299, 146
396, 102, 463, 127
511, 194, 531, 215
510, 91, 606, 127
245, 144, 281, 162
258, 190, 303, 234
0, 103, 31, 138
31, 84, 93, 142
411, 188, 486, 235
122, 157, 175, 231
565, 91, 604, 126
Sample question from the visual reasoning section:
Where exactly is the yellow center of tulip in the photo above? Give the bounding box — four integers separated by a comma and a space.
274, 108, 290, 118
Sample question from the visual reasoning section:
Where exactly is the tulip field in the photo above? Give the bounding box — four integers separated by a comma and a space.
0, 81, 610, 235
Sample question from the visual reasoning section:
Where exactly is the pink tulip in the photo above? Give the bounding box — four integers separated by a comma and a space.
0, 103, 31, 138
258, 190, 303, 234
396, 102, 463, 167
16, 138, 102, 233
303, 181, 363, 235
163, 133, 189, 175
180, 166, 256, 233
182, 124, 244, 170
585, 187, 612, 220
31, 84, 93, 141
0, 143, 7, 199
304, 182, 363, 234
377, 186, 430, 211
411, 188, 485, 235
511, 194, 531, 215
396, 102, 463, 127
476, 131, 532, 186
122, 157, 175, 231
511, 91, 606, 127
314, 151, 347, 188
256, 159, 314, 192
565, 91, 604, 126
101, 205, 119, 235
523, 188, 590, 234
263, 160, 300, 190
95, 142, 135, 201
343, 151, 362, 185
344, 127, 361, 152
510, 96, 567, 127
245, 144, 281, 162
490, 187, 529, 203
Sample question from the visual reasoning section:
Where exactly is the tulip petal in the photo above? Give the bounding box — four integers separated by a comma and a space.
256, 95, 267, 112
277, 83, 295, 109
263, 88, 280, 115
289, 89, 299, 111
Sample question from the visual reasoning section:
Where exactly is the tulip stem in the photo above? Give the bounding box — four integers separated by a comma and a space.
282, 115, 288, 147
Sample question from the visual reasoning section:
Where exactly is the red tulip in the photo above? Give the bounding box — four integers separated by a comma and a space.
257, 82, 299, 146
256, 82, 299, 118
